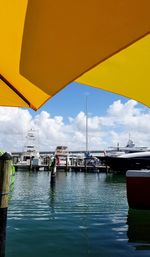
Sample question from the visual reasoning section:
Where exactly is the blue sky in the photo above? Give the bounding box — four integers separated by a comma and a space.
30, 82, 148, 120
30, 83, 125, 116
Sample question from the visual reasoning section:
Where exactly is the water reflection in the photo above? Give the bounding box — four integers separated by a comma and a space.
0, 209, 7, 257
0, 184, 15, 257
105, 174, 126, 184
127, 209, 150, 250
8, 171, 150, 257
49, 178, 56, 216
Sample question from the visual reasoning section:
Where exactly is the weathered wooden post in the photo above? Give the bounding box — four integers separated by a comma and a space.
65, 157, 68, 172
47, 156, 51, 171
29, 156, 32, 171
84, 158, 87, 172
0, 152, 12, 257
51, 157, 56, 184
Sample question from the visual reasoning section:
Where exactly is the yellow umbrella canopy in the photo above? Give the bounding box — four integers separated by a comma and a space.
0, 0, 150, 110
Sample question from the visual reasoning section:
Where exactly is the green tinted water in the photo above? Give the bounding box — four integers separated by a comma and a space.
6, 171, 150, 257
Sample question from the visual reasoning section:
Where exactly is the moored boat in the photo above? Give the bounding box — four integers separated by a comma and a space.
103, 151, 150, 173
55, 146, 71, 166
16, 129, 41, 169
126, 170, 150, 209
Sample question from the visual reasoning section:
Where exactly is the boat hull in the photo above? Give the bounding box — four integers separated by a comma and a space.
103, 156, 150, 173
126, 170, 150, 209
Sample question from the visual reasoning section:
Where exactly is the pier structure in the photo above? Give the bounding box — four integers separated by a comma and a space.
12, 150, 105, 165
12, 148, 108, 172
13, 154, 108, 173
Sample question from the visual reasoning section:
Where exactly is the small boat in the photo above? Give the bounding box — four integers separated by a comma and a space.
84, 152, 101, 168
55, 146, 71, 166
126, 169, 150, 209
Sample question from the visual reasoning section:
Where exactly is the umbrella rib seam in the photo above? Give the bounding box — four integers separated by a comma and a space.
0, 74, 36, 110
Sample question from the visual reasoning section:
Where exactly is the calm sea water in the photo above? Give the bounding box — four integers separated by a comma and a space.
6, 171, 150, 257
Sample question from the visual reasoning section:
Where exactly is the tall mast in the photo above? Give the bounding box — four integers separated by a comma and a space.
85, 95, 88, 153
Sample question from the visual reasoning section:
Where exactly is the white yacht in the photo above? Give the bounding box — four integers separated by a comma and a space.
105, 138, 149, 157
55, 146, 70, 166
17, 129, 41, 168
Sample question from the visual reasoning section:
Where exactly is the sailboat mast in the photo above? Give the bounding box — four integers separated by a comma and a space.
85, 95, 88, 153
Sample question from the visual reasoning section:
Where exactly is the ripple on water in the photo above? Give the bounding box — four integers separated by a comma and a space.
6, 172, 150, 257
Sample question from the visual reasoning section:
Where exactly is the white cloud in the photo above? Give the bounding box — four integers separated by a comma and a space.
0, 99, 149, 152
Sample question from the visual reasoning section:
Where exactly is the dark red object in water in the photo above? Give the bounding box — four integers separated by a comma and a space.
126, 170, 150, 210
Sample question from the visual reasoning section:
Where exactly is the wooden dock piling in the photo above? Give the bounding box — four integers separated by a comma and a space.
84, 158, 87, 172
0, 152, 12, 257
51, 157, 56, 183
47, 156, 51, 171
65, 157, 68, 172
29, 156, 32, 171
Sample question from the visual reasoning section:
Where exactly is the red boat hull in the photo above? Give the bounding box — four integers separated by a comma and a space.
126, 170, 150, 209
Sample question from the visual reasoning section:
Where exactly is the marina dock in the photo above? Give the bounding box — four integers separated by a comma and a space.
14, 163, 50, 171
14, 163, 108, 173
12, 142, 109, 173
56, 164, 108, 172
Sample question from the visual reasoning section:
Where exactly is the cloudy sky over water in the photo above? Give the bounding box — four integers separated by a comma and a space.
0, 83, 150, 152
